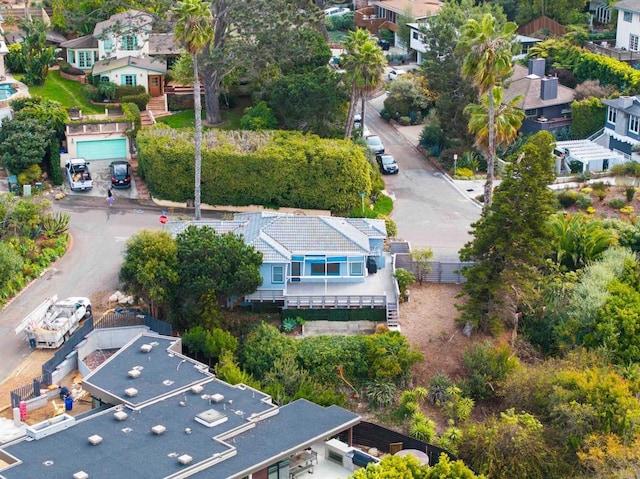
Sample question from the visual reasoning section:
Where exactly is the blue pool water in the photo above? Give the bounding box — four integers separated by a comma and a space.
0, 83, 18, 100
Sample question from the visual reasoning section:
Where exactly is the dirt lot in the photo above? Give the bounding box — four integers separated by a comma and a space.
0, 285, 475, 424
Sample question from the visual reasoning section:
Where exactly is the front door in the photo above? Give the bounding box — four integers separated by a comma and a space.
148, 75, 162, 96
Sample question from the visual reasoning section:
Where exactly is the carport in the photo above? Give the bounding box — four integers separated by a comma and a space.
555, 139, 628, 174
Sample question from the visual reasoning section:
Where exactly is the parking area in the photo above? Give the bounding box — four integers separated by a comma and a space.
64, 160, 139, 200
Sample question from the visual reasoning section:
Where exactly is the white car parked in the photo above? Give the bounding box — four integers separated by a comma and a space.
388, 69, 407, 81
324, 7, 350, 16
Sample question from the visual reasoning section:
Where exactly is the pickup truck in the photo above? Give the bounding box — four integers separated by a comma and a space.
65, 158, 93, 191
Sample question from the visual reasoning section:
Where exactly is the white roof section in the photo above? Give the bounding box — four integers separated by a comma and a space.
555, 139, 627, 164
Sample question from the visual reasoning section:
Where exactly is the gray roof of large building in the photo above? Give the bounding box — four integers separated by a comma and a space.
166, 212, 387, 263
603, 96, 640, 116
92, 55, 167, 75
503, 64, 575, 110
0, 333, 360, 479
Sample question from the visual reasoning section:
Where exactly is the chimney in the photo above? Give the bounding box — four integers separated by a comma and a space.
528, 58, 546, 77
541, 77, 558, 101
620, 96, 635, 108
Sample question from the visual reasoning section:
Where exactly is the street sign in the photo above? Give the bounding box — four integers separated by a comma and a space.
159, 214, 168, 224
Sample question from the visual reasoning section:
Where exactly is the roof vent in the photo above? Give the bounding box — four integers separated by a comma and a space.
210, 393, 224, 403
124, 387, 138, 397
152, 424, 167, 435
140, 344, 152, 353
88, 435, 103, 445
178, 454, 193, 465
191, 385, 204, 394
73, 472, 89, 479
128, 369, 141, 378
113, 411, 128, 421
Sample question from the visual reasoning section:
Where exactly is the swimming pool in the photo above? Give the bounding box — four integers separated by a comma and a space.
0, 83, 19, 101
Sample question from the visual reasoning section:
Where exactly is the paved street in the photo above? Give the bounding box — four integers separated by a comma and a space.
365, 93, 481, 260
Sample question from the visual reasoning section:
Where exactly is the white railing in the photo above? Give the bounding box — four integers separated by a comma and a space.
285, 295, 386, 309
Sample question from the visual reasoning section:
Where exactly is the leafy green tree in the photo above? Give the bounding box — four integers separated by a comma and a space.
0, 242, 24, 291
214, 349, 261, 388
173, 0, 214, 221
241, 322, 298, 378
383, 76, 430, 120
351, 453, 428, 478
296, 334, 369, 384
11, 97, 69, 140
172, 226, 262, 327
20, 18, 55, 86
364, 331, 423, 384
410, 248, 433, 285
394, 267, 416, 302
240, 101, 278, 131
459, 409, 561, 479
119, 230, 179, 319
267, 66, 349, 137
0, 118, 54, 174
6, 43, 25, 73
425, 454, 483, 478
341, 29, 386, 138
458, 131, 557, 334
456, 13, 517, 207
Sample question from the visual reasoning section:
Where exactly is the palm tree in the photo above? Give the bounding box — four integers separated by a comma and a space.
172, 0, 215, 221
464, 86, 525, 163
341, 29, 386, 139
456, 13, 517, 207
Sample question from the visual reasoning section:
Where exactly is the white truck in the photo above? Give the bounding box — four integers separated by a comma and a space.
65, 158, 93, 191
15, 295, 92, 349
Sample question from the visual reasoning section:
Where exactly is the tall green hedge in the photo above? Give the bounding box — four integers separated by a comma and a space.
574, 52, 640, 92
136, 127, 372, 212
570, 97, 606, 138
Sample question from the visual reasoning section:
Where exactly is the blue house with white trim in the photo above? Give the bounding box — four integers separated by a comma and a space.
168, 212, 400, 327
602, 95, 640, 162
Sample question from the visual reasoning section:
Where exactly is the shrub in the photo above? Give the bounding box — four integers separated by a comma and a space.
557, 190, 579, 207
84, 85, 101, 102
393, 268, 416, 302
609, 197, 625, 209
58, 61, 85, 76
591, 181, 609, 191
581, 187, 593, 194
620, 205, 635, 214
576, 194, 593, 209
240, 101, 278, 130
610, 161, 640, 177
115, 85, 146, 100
6, 43, 25, 73
120, 92, 150, 111
573, 79, 610, 101
364, 380, 397, 409
455, 167, 474, 178
398, 116, 411, 126
409, 412, 436, 442
17, 164, 41, 185
427, 373, 454, 405
461, 342, 519, 400
384, 217, 397, 238
626, 186, 636, 202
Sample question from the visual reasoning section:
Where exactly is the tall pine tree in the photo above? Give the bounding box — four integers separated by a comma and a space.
458, 131, 558, 334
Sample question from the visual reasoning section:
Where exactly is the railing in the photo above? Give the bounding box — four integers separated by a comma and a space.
284, 295, 386, 309
585, 42, 640, 63
66, 122, 132, 135
588, 128, 605, 141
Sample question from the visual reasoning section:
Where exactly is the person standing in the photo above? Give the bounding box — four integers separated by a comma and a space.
107, 187, 114, 207
25, 325, 36, 348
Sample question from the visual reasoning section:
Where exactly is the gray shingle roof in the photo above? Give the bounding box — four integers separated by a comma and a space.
615, 0, 640, 11
149, 33, 181, 55
503, 64, 575, 110
60, 34, 98, 49
166, 212, 387, 263
94, 9, 154, 36
92, 55, 167, 75
603, 96, 640, 116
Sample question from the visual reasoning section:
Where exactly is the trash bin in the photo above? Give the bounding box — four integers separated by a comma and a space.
35, 182, 42, 192
64, 396, 73, 411
22, 184, 31, 196
7, 175, 19, 195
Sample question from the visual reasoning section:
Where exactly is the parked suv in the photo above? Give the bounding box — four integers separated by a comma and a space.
109, 160, 132, 189
366, 135, 385, 155
376, 154, 399, 174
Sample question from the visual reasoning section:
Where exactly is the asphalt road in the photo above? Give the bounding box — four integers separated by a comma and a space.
0, 197, 171, 383
364, 103, 481, 261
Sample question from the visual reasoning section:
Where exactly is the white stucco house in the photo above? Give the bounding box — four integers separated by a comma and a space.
614, 0, 640, 51
59, 10, 180, 96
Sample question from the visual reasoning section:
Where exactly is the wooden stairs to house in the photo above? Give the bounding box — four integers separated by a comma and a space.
386, 304, 400, 330
141, 95, 170, 128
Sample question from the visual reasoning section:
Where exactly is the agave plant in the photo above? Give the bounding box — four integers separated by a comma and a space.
42, 212, 70, 238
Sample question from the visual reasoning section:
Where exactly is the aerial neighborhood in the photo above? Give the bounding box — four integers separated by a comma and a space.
1, 0, 640, 477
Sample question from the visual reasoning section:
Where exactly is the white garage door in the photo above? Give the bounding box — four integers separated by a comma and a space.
76, 139, 127, 161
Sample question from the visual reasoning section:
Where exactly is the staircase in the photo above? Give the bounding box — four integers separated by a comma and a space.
128, 159, 151, 202
386, 303, 400, 331
147, 95, 170, 117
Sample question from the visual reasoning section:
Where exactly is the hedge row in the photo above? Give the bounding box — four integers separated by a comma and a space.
574, 51, 640, 93
136, 127, 372, 212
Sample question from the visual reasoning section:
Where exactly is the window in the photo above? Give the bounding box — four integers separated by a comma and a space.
631, 34, 639, 51
291, 261, 301, 281
310, 262, 339, 275
608, 107, 617, 124
412, 31, 418, 39
624, 11, 633, 22
350, 262, 363, 276
67, 51, 76, 64
100, 76, 110, 82
630, 115, 640, 134
103, 38, 114, 52
122, 74, 137, 86
272, 265, 284, 283
268, 459, 290, 479
122, 35, 138, 51
78, 51, 95, 68
327, 263, 339, 275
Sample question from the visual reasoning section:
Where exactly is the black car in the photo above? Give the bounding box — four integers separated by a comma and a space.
376, 154, 399, 174
109, 160, 132, 188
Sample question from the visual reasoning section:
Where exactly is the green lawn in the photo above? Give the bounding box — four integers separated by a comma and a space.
158, 97, 250, 130
15, 70, 104, 114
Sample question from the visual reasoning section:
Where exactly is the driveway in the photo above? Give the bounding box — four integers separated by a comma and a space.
64, 160, 138, 201
364, 94, 481, 261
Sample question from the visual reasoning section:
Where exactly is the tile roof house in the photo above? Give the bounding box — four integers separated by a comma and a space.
59, 10, 180, 96
167, 212, 400, 328
0, 332, 362, 479
502, 58, 575, 134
